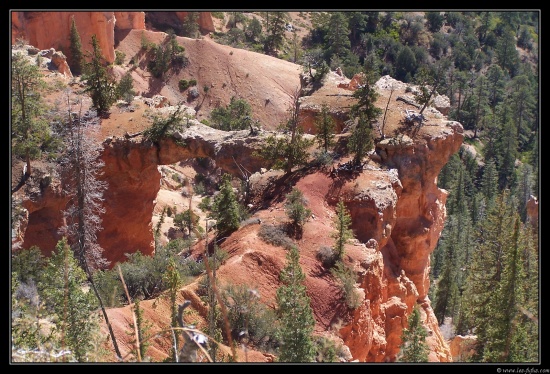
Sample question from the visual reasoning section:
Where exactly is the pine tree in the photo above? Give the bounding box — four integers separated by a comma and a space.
284, 188, 311, 237
348, 68, 380, 166
82, 34, 116, 115
398, 305, 429, 362
325, 12, 351, 62
255, 87, 314, 174
11, 53, 50, 184
276, 246, 315, 362
181, 12, 200, 38
212, 174, 241, 239
314, 103, 336, 153
264, 12, 289, 56
462, 190, 538, 362
348, 113, 373, 166
68, 15, 83, 76
116, 71, 135, 103
40, 237, 100, 362
331, 199, 353, 261
162, 258, 183, 362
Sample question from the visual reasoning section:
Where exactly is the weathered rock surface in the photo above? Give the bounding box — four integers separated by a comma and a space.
11, 11, 146, 64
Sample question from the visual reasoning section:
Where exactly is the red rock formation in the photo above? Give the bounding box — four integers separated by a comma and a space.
97, 124, 268, 264
449, 334, 477, 361
11, 11, 145, 64
50, 51, 72, 78
114, 12, 145, 31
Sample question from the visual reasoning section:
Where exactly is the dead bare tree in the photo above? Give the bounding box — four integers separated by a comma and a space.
380, 82, 396, 139
58, 89, 122, 360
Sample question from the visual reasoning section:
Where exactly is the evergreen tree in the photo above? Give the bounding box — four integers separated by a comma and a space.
276, 246, 315, 362
68, 15, 83, 76
264, 12, 289, 56
40, 237, 100, 362
127, 298, 154, 361
462, 191, 538, 362
211, 174, 241, 238
244, 17, 262, 43
255, 87, 314, 174
398, 305, 429, 362
11, 53, 50, 183
348, 113, 373, 166
181, 12, 200, 38
210, 96, 252, 131
324, 12, 351, 62
162, 258, 183, 362
426, 11, 445, 32
331, 199, 353, 261
116, 71, 135, 103
395, 45, 416, 82
284, 188, 311, 237
82, 35, 117, 115
495, 28, 520, 77
314, 103, 336, 153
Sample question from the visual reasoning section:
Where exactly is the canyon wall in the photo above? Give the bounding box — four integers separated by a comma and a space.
11, 11, 145, 64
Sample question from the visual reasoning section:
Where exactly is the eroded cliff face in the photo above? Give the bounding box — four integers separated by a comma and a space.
97, 124, 268, 264
11, 11, 145, 64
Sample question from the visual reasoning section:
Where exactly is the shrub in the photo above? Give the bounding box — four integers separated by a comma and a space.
115, 51, 126, 65
221, 284, 280, 351
331, 261, 361, 309
179, 79, 190, 91
258, 223, 294, 250
316, 246, 337, 268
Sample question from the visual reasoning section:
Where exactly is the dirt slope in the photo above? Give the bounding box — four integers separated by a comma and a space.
112, 29, 303, 130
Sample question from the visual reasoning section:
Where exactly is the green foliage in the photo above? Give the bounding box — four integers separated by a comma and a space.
142, 105, 186, 143
68, 16, 83, 76
141, 31, 151, 50
284, 188, 311, 235
221, 284, 280, 351
350, 68, 381, 119
331, 261, 361, 309
82, 35, 117, 115
115, 50, 126, 65
314, 103, 336, 152
95, 239, 193, 303
11, 53, 50, 175
348, 113, 373, 166
178, 79, 196, 91
276, 246, 316, 362
209, 96, 253, 131
181, 12, 200, 38
254, 88, 314, 174
116, 71, 135, 102
211, 174, 241, 238
39, 237, 100, 362
331, 199, 353, 261
173, 208, 202, 237
398, 306, 429, 362
324, 12, 352, 63
313, 335, 343, 362
126, 298, 154, 361
198, 196, 212, 212
462, 191, 538, 362
263, 12, 290, 56
426, 11, 445, 32
11, 246, 46, 284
